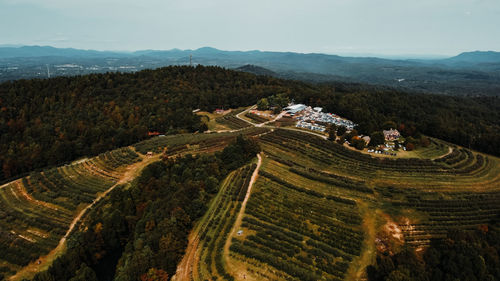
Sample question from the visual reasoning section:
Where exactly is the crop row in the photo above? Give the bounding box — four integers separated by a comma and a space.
215, 114, 251, 130
259, 170, 357, 206
231, 171, 363, 280
394, 191, 500, 246
196, 164, 255, 281
244, 112, 268, 123
261, 130, 444, 174
0, 147, 140, 270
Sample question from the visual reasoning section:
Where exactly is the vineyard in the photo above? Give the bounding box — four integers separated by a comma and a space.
133, 127, 269, 155
0, 148, 141, 277
173, 127, 500, 281
214, 109, 252, 130
173, 163, 256, 281
2, 114, 500, 280
228, 157, 364, 281
244, 112, 269, 124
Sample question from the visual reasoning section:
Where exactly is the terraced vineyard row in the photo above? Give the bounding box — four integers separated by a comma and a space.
181, 163, 255, 281
0, 148, 141, 276
244, 112, 268, 124
255, 129, 500, 253
260, 129, 499, 189
227, 158, 364, 281
134, 127, 269, 155
393, 191, 500, 247
215, 109, 252, 130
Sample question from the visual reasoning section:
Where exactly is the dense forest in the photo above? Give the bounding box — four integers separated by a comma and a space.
0, 66, 290, 182
367, 223, 500, 281
289, 83, 500, 156
1, 65, 499, 182
30, 136, 260, 281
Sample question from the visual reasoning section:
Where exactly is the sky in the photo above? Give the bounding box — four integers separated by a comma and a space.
0, 0, 499, 56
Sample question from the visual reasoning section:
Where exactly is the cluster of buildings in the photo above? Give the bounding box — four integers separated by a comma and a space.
296, 121, 326, 132
383, 129, 401, 141
284, 104, 356, 132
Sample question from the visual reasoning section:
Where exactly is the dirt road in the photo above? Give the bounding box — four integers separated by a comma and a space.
223, 154, 262, 274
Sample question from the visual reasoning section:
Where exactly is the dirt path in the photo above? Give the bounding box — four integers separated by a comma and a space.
235, 105, 259, 126
223, 154, 262, 278
9, 152, 161, 281
172, 231, 201, 281
432, 146, 453, 160
280, 127, 328, 140
345, 204, 377, 281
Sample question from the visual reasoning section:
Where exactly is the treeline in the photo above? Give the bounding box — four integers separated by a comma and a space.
0, 65, 297, 182
367, 223, 500, 281
31, 136, 259, 281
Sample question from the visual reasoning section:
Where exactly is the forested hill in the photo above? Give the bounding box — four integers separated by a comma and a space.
1, 65, 499, 182
0, 66, 299, 182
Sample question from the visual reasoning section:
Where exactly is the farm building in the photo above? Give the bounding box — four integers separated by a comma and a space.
383, 129, 401, 141
285, 104, 306, 115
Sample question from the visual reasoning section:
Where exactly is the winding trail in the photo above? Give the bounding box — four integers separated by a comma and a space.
432, 146, 453, 160
223, 154, 262, 275
345, 203, 377, 281
9, 151, 161, 281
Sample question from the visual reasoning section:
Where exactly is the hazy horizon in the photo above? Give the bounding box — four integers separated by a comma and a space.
1, 0, 499, 57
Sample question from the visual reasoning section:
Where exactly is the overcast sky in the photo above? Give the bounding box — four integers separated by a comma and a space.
1, 0, 499, 56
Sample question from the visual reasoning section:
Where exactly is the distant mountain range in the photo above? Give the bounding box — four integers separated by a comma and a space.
2, 45, 500, 63
1, 46, 499, 96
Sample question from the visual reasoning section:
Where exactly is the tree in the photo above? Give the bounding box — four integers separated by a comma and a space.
369, 131, 385, 147
420, 136, 430, 147
406, 143, 415, 151
68, 263, 97, 281
337, 126, 347, 137
353, 138, 366, 150
257, 98, 269, 110
327, 124, 338, 141
382, 121, 397, 130
140, 268, 168, 281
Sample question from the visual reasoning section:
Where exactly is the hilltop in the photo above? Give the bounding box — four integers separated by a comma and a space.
446, 51, 500, 64
1, 107, 499, 281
